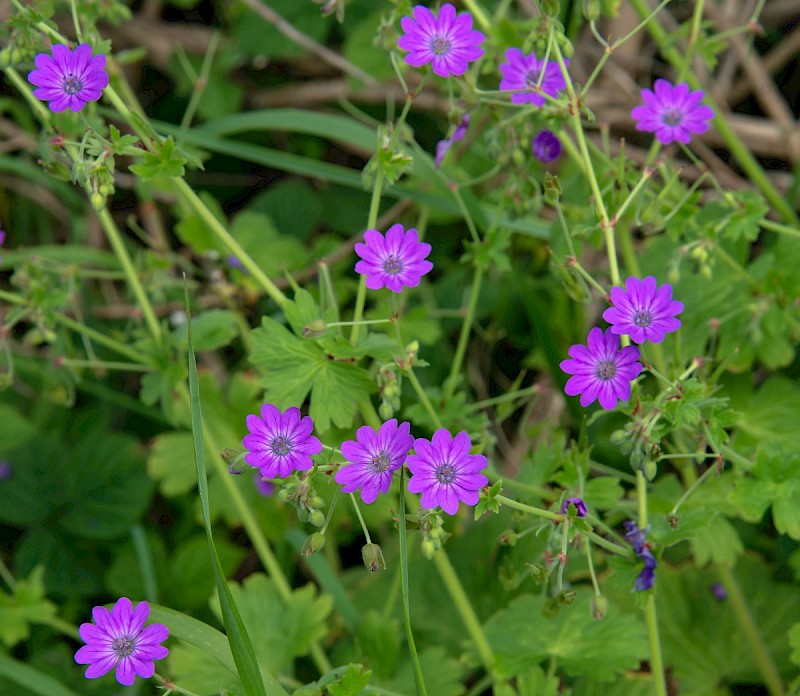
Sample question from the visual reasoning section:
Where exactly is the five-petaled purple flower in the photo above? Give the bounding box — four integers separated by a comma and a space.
435, 114, 470, 169
27, 44, 109, 113
407, 429, 488, 515
499, 49, 568, 106
560, 496, 587, 517
560, 328, 643, 410
74, 597, 169, 686
335, 419, 415, 504
398, 3, 485, 78
603, 276, 684, 345
532, 130, 562, 163
354, 224, 433, 293
624, 521, 657, 591
631, 79, 714, 145
243, 404, 322, 478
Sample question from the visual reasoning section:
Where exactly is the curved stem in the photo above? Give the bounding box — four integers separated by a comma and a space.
444, 266, 483, 401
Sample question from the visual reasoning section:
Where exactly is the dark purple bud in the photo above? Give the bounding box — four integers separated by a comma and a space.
532, 130, 562, 163
0, 461, 11, 480
227, 255, 248, 274
560, 496, 587, 517
435, 114, 470, 169
710, 582, 727, 601
624, 520, 657, 591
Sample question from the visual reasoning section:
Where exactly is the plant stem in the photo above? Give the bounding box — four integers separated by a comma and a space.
398, 475, 428, 696
202, 428, 332, 675
636, 472, 668, 696
405, 368, 443, 430
50, 313, 152, 364
350, 171, 385, 346
349, 493, 372, 545
173, 179, 288, 307
717, 565, 785, 696
444, 266, 484, 401
97, 207, 163, 345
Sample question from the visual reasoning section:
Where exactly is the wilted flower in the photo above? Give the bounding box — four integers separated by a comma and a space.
254, 476, 275, 497
602, 276, 684, 345
354, 224, 433, 293
406, 429, 488, 515
242, 404, 322, 478
560, 328, 643, 409
624, 521, 657, 591
435, 114, 470, 168
560, 496, 587, 517
335, 419, 414, 504
499, 49, 567, 106
27, 44, 109, 113
74, 597, 168, 685
532, 130, 562, 163
631, 79, 714, 145
398, 3, 485, 78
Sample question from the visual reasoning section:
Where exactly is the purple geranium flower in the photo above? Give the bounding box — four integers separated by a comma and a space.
74, 597, 168, 686
335, 419, 415, 504
560, 328, 643, 410
631, 79, 714, 145
398, 3, 485, 78
242, 404, 323, 478
603, 276, 684, 345
354, 224, 433, 293
560, 496, 587, 517
532, 130, 562, 163
27, 44, 109, 113
0, 229, 5, 264
499, 48, 568, 106
435, 114, 470, 168
624, 521, 657, 591
406, 429, 489, 515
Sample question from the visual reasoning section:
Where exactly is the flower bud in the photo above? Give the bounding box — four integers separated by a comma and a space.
583, 0, 601, 21
302, 319, 327, 338
421, 538, 436, 560
643, 459, 658, 481
361, 543, 386, 572
378, 402, 394, 420
91, 192, 105, 211
591, 594, 609, 619
308, 509, 326, 527
301, 532, 326, 557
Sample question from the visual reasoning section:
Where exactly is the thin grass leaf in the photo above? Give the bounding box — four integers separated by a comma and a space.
184, 282, 285, 696
0, 652, 81, 696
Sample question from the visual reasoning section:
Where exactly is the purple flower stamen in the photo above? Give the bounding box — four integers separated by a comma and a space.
335, 419, 415, 504
354, 224, 433, 293
602, 276, 684, 345
631, 79, 714, 145
406, 429, 489, 515
242, 403, 322, 479
74, 597, 168, 686
559, 328, 643, 410
27, 44, 109, 113
398, 4, 485, 78
499, 49, 568, 107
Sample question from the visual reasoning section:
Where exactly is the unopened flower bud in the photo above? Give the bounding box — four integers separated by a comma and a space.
583, 0, 601, 22
303, 319, 327, 338
591, 594, 609, 619
361, 543, 386, 572
91, 192, 105, 211
559, 590, 577, 605
643, 459, 658, 481
301, 532, 326, 557
421, 538, 436, 560
378, 402, 394, 420
498, 530, 518, 546
308, 509, 325, 527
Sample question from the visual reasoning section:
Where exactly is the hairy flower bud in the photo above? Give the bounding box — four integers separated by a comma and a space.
591, 594, 609, 619
301, 532, 326, 557
361, 543, 386, 572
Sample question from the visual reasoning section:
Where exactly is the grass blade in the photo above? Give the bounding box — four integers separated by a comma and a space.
184, 280, 284, 696
0, 653, 81, 696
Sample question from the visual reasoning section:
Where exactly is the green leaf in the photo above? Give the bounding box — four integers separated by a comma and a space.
168, 641, 245, 696
0, 567, 57, 647
731, 376, 800, 453
250, 317, 374, 431
129, 136, 187, 179
729, 446, 800, 539
385, 647, 465, 696
356, 611, 400, 680
0, 404, 37, 454
175, 190, 227, 253
327, 665, 372, 696
230, 211, 309, 277
173, 309, 241, 351
214, 574, 333, 675
656, 556, 800, 695
476, 593, 648, 681
148, 432, 197, 496
185, 288, 278, 696
791, 623, 800, 667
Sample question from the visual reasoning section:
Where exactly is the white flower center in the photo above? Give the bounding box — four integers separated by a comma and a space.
62, 73, 84, 96
270, 436, 292, 456
111, 635, 136, 658
661, 109, 683, 126
382, 255, 404, 275
594, 360, 617, 381
435, 463, 456, 485
369, 452, 391, 473
431, 35, 451, 55
633, 308, 653, 327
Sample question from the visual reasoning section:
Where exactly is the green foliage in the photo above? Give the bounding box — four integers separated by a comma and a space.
172, 309, 241, 351
730, 446, 800, 539
0, 567, 56, 647
250, 314, 374, 432
129, 136, 188, 180
477, 592, 649, 681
